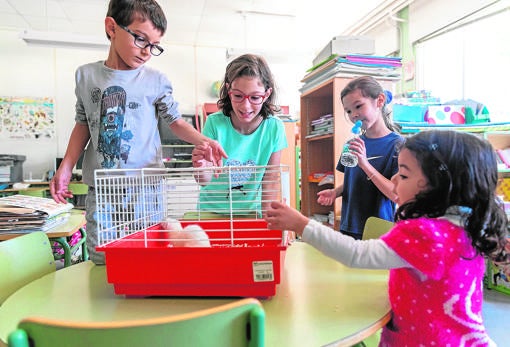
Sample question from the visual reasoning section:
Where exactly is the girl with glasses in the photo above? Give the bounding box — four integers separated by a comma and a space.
191, 54, 288, 216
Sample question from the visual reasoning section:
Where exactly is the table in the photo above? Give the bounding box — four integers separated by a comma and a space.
0, 209, 87, 267
0, 242, 390, 347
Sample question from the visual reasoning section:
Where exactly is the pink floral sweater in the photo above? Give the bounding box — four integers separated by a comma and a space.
380, 218, 495, 347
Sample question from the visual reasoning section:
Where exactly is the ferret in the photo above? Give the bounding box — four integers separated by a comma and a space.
162, 218, 211, 247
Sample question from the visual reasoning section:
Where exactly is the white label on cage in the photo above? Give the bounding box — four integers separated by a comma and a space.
252, 261, 274, 282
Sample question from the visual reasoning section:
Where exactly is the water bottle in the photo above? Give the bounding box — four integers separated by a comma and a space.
340, 120, 362, 167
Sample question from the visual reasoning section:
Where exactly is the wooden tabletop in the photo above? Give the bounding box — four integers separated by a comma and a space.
0, 241, 391, 346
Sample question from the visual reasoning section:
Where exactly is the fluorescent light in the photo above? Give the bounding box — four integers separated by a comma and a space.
19, 30, 109, 50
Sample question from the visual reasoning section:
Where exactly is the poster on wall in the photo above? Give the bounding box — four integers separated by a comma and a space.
0, 96, 55, 139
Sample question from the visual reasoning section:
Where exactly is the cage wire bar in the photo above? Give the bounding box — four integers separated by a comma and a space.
94, 165, 289, 248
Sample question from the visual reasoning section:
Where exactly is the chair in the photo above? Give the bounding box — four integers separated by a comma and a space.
355, 217, 394, 347
18, 189, 46, 198
0, 232, 55, 305
362, 216, 394, 241
67, 183, 88, 209
7, 298, 265, 347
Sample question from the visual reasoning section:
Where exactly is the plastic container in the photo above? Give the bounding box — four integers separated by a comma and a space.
340, 120, 362, 167
0, 154, 26, 183
97, 219, 289, 298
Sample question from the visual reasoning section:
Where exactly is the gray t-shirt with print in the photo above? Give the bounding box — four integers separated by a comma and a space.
75, 61, 181, 187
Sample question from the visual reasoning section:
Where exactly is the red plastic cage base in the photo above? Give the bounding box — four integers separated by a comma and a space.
97, 219, 288, 298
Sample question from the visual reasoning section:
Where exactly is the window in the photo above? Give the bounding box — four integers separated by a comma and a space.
415, 9, 509, 121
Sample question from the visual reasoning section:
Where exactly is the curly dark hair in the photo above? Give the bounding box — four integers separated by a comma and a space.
106, 0, 167, 39
217, 54, 280, 119
395, 130, 508, 262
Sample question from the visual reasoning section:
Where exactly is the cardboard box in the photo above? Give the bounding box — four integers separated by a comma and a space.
425, 105, 466, 125
392, 104, 428, 123
313, 36, 375, 66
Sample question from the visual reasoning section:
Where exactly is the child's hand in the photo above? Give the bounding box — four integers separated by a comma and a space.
349, 137, 368, 166
191, 142, 211, 168
317, 189, 336, 206
49, 169, 73, 204
265, 201, 309, 236
192, 140, 227, 179
206, 140, 227, 167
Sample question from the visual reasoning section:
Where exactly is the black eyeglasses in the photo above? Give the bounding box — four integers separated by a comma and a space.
118, 25, 164, 56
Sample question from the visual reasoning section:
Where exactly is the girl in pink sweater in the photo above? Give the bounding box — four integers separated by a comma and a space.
266, 130, 509, 346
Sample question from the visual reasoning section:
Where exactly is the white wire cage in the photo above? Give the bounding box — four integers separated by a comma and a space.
93, 165, 291, 297
93, 165, 290, 248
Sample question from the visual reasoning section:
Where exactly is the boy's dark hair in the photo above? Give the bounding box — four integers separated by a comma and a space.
217, 54, 280, 119
396, 130, 508, 262
341, 76, 400, 133
106, 0, 167, 39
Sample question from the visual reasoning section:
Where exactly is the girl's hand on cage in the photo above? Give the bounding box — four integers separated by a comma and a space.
317, 189, 336, 206
192, 143, 210, 167
265, 201, 309, 236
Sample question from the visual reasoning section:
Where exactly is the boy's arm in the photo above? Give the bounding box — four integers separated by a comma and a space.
169, 118, 227, 164
50, 123, 90, 203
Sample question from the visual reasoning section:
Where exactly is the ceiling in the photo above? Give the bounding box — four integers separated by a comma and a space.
0, 0, 385, 57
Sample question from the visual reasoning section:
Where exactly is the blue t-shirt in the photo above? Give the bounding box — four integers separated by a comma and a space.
337, 132, 403, 237
200, 112, 288, 215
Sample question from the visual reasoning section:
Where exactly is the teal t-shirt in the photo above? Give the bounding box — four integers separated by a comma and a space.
199, 112, 288, 215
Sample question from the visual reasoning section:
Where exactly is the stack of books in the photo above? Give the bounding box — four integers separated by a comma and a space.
306, 114, 334, 138
0, 194, 73, 233
301, 54, 402, 93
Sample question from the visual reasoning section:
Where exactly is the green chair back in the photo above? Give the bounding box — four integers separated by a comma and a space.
0, 232, 55, 305
7, 298, 265, 347
18, 189, 46, 198
67, 183, 88, 195
362, 216, 394, 241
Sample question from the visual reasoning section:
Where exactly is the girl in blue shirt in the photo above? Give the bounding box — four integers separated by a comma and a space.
317, 76, 403, 239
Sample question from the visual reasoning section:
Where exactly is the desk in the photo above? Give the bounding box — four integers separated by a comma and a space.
0, 210, 87, 267
0, 242, 390, 346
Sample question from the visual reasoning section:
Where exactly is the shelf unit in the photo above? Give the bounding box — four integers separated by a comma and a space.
162, 144, 193, 168
483, 131, 510, 178
300, 76, 395, 229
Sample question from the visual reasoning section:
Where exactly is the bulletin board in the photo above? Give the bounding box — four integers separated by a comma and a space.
0, 96, 55, 139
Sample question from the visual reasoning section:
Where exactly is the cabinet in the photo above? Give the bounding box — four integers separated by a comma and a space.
281, 121, 298, 209
300, 76, 395, 229
484, 131, 510, 178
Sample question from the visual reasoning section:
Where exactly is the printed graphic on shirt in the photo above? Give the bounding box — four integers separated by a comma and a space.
97, 86, 133, 168
224, 159, 256, 190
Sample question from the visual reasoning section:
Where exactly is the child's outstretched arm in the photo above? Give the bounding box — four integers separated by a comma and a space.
265, 201, 309, 236
266, 201, 409, 270
50, 123, 90, 204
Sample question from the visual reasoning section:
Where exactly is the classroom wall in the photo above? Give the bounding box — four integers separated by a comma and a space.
0, 0, 500, 179
0, 29, 308, 179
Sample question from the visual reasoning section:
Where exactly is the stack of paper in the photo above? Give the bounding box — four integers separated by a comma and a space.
301, 54, 402, 93
307, 114, 334, 138
0, 194, 73, 233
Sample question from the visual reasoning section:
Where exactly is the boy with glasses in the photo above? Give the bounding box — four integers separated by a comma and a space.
50, 0, 226, 264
